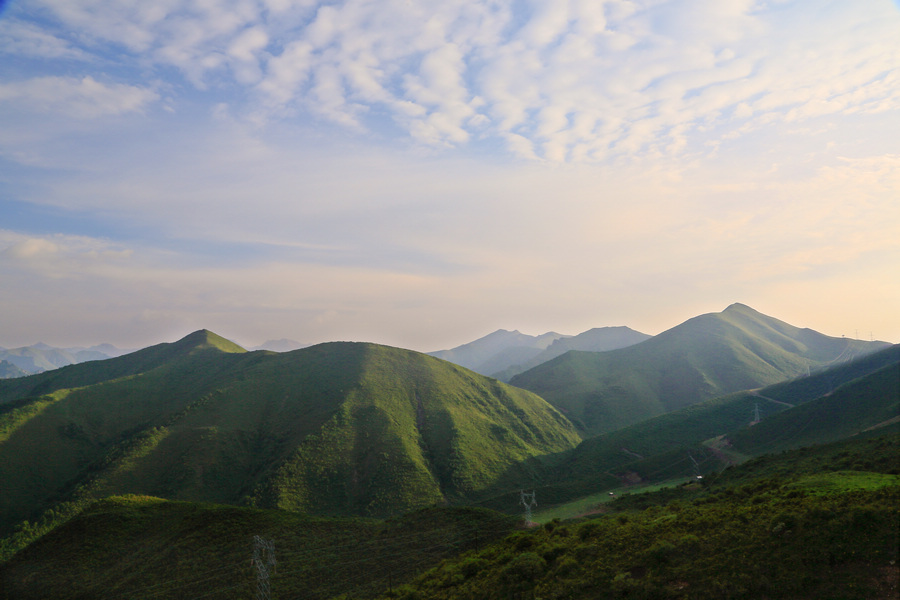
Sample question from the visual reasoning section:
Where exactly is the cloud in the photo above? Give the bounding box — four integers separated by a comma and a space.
14, 1, 899, 161
0, 19, 91, 60
0, 76, 158, 118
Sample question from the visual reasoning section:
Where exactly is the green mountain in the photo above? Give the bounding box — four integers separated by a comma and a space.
510, 303, 890, 437
484, 344, 899, 510
0, 331, 580, 534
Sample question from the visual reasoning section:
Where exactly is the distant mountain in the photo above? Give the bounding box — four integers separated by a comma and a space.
492, 326, 651, 380
251, 338, 307, 352
0, 343, 133, 375
429, 329, 568, 376
0, 331, 579, 533
511, 303, 891, 438
0, 360, 28, 379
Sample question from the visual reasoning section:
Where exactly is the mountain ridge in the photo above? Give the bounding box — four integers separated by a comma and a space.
0, 332, 580, 532
510, 303, 890, 437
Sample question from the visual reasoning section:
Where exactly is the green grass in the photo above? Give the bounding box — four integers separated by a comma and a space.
788, 471, 899, 494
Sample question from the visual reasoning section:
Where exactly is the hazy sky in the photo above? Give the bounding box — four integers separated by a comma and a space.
1, 0, 898, 351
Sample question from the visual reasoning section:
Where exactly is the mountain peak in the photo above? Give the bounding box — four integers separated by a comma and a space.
174, 330, 246, 354
723, 302, 756, 314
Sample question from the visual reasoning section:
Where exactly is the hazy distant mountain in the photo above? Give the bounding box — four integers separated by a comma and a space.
429, 329, 569, 376
0, 330, 579, 532
493, 326, 651, 380
251, 338, 308, 352
511, 303, 892, 438
0, 343, 133, 375
0, 360, 28, 379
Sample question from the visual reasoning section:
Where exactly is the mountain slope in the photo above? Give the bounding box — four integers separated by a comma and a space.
0, 332, 580, 533
0, 497, 517, 600
510, 344, 900, 509
510, 303, 890, 437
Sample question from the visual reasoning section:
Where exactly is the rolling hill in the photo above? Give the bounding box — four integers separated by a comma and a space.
510, 303, 890, 437
0, 330, 580, 535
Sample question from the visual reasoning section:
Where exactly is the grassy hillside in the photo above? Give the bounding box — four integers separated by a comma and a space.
0, 497, 518, 600
727, 360, 900, 456
3, 434, 895, 600
483, 346, 900, 512
511, 303, 889, 437
370, 433, 899, 600
0, 332, 580, 538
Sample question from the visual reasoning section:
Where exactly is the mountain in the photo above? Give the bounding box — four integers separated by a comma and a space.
0, 330, 580, 534
492, 326, 651, 381
0, 361, 28, 379
0, 342, 132, 375
510, 303, 891, 437
251, 338, 307, 352
546, 344, 900, 498
429, 329, 568, 376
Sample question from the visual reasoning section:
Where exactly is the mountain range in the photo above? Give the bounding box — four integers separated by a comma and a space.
510, 303, 890, 437
429, 326, 650, 379
0, 302, 896, 599
0, 331, 579, 534
0, 343, 133, 377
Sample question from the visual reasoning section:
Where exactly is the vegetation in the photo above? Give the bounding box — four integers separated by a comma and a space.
372, 433, 900, 600
0, 321, 897, 599
510, 304, 889, 437
0, 332, 580, 537
0, 498, 518, 600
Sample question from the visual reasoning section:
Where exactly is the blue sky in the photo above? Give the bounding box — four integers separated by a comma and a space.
0, 0, 898, 351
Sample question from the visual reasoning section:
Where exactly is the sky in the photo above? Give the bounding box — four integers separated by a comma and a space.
0, 0, 898, 352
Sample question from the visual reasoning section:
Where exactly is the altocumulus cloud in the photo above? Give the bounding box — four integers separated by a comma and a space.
4, 0, 897, 160
0, 76, 159, 118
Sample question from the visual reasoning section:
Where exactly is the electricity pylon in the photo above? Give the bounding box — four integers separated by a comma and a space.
520, 490, 537, 525
253, 535, 276, 600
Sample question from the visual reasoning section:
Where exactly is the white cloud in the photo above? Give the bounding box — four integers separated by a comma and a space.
0, 19, 91, 60
0, 76, 158, 118
13, 1, 897, 160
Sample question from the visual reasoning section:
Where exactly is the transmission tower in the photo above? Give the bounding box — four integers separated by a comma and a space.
753, 403, 761, 423
252, 535, 276, 600
688, 453, 701, 479
520, 490, 537, 525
